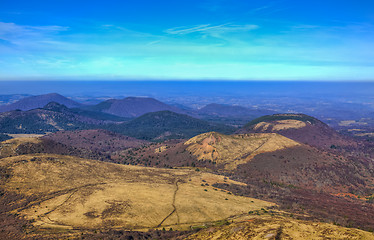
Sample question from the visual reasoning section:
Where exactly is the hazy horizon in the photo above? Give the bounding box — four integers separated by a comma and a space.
1, 80, 373, 97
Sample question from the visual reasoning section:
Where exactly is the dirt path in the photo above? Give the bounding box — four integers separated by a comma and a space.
42, 189, 79, 216
156, 179, 181, 227
15, 182, 107, 213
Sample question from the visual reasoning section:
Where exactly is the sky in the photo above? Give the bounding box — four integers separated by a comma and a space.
0, 0, 373, 81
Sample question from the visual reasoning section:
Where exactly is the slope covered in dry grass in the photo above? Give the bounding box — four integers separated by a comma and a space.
0, 154, 273, 233
186, 214, 374, 240
185, 132, 299, 170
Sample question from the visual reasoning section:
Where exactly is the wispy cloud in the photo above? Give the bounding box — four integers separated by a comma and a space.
98, 23, 162, 41
0, 22, 68, 44
165, 23, 259, 35
247, 5, 271, 14
0, 19, 373, 81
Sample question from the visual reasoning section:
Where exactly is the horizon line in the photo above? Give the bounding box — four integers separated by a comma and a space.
0, 79, 373, 83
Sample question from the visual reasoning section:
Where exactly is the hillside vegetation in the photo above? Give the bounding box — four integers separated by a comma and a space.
0, 103, 109, 134
43, 129, 149, 152
108, 111, 236, 141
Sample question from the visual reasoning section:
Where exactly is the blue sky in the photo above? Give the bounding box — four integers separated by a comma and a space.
0, 0, 373, 81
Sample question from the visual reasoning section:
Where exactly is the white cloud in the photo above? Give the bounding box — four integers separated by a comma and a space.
165, 23, 259, 35
0, 22, 68, 43
0, 20, 373, 81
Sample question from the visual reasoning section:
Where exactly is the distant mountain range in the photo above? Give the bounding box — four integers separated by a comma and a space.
1, 93, 276, 140
85, 97, 185, 118
0, 93, 82, 112
5, 93, 359, 145
0, 93, 277, 122
0, 101, 236, 141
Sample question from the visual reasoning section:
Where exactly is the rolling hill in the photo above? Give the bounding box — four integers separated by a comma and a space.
107, 110, 236, 141
122, 130, 374, 231
0, 153, 274, 237
127, 131, 374, 193
0, 102, 125, 134
86, 97, 185, 118
0, 93, 82, 112
0, 137, 111, 161
184, 132, 300, 170
0, 104, 236, 141
1, 121, 374, 238
44, 101, 127, 121
239, 113, 357, 150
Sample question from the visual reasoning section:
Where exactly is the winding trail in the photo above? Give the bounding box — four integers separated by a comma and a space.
42, 189, 79, 216
156, 179, 181, 227
16, 182, 106, 213
239, 138, 268, 160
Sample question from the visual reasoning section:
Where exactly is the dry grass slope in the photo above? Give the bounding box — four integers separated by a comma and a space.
253, 119, 307, 131
0, 154, 274, 232
185, 132, 300, 170
0, 137, 42, 158
186, 215, 374, 240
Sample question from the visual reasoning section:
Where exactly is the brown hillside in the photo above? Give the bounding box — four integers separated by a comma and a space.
233, 145, 374, 193
124, 132, 374, 194
43, 129, 149, 152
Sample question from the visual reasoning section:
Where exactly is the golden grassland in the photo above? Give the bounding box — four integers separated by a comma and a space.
185, 132, 299, 170
0, 154, 274, 232
6, 134, 46, 139
186, 214, 374, 240
0, 137, 42, 157
253, 119, 307, 131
